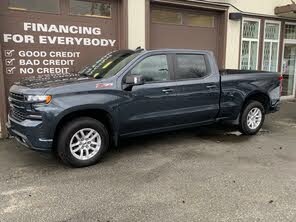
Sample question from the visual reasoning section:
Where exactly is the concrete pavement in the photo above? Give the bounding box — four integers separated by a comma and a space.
0, 101, 296, 222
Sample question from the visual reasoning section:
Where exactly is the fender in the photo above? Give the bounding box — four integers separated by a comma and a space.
48, 104, 120, 141
240, 90, 271, 115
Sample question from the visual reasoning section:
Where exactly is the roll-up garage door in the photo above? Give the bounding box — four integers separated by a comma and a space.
150, 5, 225, 67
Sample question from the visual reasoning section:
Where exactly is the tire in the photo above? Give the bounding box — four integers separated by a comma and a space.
57, 117, 109, 167
239, 100, 265, 135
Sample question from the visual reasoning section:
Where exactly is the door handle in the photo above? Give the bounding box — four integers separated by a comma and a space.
206, 85, 217, 89
162, 88, 174, 93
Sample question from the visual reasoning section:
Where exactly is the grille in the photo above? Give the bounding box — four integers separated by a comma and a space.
10, 92, 25, 101
9, 92, 27, 121
11, 108, 27, 121
9, 92, 42, 121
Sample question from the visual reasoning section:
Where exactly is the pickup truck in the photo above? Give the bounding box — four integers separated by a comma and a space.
7, 49, 282, 167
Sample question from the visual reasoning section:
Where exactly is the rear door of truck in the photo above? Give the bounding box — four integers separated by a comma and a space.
172, 52, 221, 125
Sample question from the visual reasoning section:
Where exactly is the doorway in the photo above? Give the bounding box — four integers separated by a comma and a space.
282, 43, 296, 98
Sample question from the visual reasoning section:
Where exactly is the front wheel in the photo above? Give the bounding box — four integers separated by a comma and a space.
239, 100, 265, 135
57, 117, 109, 167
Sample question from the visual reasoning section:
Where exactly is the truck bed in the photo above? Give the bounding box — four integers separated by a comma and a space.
218, 69, 281, 120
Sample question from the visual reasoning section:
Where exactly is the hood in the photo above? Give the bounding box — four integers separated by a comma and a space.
10, 74, 99, 95
15, 74, 94, 88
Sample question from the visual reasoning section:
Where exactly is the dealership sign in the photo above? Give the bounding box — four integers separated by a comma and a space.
2, 22, 117, 76
3, 22, 116, 46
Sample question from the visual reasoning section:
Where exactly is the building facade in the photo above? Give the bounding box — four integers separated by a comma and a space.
0, 0, 296, 136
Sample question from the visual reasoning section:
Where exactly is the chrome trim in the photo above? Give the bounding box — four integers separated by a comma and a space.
28, 114, 42, 119
39, 138, 53, 142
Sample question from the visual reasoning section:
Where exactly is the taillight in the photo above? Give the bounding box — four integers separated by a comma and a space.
279, 75, 283, 97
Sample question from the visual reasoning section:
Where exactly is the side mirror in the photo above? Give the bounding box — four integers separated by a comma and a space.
125, 74, 144, 85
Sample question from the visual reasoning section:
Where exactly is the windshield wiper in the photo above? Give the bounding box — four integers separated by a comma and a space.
79, 72, 90, 77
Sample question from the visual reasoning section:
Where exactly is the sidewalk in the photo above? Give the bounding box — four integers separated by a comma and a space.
275, 99, 296, 120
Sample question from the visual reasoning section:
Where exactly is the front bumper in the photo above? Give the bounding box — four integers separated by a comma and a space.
6, 115, 53, 152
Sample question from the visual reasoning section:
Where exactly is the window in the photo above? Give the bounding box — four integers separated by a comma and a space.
151, 9, 182, 25
285, 24, 296, 39
130, 55, 169, 83
8, 0, 59, 13
262, 21, 281, 71
186, 14, 215, 28
240, 19, 260, 70
70, 0, 111, 18
175, 54, 208, 80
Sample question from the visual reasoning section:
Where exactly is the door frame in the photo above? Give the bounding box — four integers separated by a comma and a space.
281, 39, 296, 100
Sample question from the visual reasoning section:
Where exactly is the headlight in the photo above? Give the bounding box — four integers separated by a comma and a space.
26, 95, 52, 104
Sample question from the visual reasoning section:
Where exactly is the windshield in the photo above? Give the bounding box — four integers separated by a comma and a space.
79, 50, 140, 79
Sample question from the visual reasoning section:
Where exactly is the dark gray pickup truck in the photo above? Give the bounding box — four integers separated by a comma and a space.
7, 49, 282, 167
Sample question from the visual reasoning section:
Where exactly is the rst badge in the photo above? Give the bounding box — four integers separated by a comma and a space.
96, 83, 113, 89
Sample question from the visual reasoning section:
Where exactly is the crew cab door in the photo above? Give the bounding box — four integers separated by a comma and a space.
119, 54, 178, 135
172, 53, 220, 125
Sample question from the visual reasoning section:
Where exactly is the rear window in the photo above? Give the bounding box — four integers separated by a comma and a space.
175, 54, 209, 80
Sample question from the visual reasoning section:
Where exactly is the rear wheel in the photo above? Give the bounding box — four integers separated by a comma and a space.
239, 100, 265, 135
57, 117, 109, 167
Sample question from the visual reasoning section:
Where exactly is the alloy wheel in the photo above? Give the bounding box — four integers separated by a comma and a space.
69, 128, 102, 160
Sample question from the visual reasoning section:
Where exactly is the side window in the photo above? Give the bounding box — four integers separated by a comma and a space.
175, 54, 209, 80
130, 55, 169, 83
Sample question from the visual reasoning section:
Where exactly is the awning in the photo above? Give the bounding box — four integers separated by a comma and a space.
275, 3, 296, 18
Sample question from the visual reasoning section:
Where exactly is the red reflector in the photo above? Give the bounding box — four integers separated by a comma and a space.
279, 75, 283, 81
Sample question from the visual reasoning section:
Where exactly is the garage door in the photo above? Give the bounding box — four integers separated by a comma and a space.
150, 5, 224, 66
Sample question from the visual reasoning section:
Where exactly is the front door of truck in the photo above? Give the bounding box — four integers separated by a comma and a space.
119, 54, 178, 135
172, 53, 220, 125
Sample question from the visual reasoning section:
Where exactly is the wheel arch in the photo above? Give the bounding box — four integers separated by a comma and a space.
241, 91, 271, 113
52, 108, 118, 152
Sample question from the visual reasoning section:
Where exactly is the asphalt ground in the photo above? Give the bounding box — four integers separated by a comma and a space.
0, 100, 296, 222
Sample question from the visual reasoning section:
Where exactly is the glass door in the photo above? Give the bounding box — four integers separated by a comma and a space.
282, 44, 296, 97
